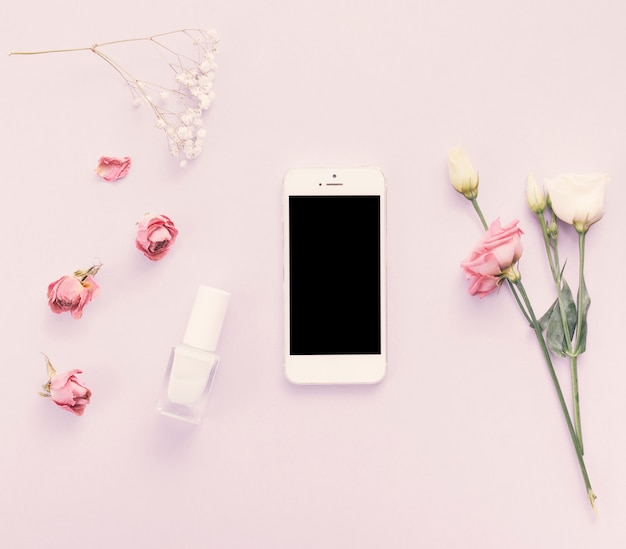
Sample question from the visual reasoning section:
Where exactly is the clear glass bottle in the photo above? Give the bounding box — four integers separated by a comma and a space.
156, 285, 230, 424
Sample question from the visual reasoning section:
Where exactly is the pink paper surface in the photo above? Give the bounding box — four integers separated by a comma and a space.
1, 1, 625, 547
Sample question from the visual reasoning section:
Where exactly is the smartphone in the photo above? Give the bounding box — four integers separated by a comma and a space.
283, 167, 387, 384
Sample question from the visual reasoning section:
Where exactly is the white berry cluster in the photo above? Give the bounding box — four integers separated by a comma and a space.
129, 29, 219, 167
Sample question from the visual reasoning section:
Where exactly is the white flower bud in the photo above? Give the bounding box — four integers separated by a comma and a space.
448, 147, 479, 199
526, 173, 547, 214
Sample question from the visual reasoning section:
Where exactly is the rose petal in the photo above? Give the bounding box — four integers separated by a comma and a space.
96, 156, 132, 182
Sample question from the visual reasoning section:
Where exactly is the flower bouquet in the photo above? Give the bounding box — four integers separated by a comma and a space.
449, 147, 607, 511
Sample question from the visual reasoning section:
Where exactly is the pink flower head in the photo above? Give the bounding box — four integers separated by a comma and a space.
136, 213, 178, 261
47, 264, 101, 319
461, 218, 524, 298
49, 370, 92, 415
95, 156, 132, 182
40, 355, 91, 416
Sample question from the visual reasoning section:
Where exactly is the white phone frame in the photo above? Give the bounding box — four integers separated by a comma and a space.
283, 166, 387, 384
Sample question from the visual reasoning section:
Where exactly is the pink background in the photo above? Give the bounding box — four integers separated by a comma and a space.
1, 1, 625, 547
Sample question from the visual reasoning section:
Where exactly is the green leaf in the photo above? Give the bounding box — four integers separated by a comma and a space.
561, 280, 578, 339
575, 277, 591, 355
546, 305, 567, 356
546, 280, 577, 357
538, 299, 557, 331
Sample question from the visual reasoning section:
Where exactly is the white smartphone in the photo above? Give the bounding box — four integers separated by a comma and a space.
283, 167, 387, 384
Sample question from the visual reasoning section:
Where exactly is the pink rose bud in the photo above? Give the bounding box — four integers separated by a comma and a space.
47, 264, 102, 319
96, 155, 132, 182
460, 218, 524, 298
39, 354, 92, 416
136, 213, 179, 261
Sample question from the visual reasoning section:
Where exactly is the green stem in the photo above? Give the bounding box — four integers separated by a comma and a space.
570, 355, 583, 454
514, 281, 596, 510
570, 231, 587, 453
550, 210, 562, 275
471, 198, 488, 230
575, 232, 587, 352
506, 280, 533, 326
537, 213, 558, 282
537, 212, 573, 357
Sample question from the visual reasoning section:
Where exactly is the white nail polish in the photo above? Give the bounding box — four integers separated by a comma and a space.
156, 285, 230, 424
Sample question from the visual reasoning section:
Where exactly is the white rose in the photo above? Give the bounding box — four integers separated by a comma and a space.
545, 173, 608, 233
448, 147, 479, 199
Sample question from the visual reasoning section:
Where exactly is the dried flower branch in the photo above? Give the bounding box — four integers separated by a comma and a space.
9, 28, 219, 167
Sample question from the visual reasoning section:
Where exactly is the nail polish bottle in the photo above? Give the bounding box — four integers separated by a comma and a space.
156, 285, 230, 424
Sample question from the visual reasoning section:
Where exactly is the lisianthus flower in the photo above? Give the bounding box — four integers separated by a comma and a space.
545, 173, 608, 233
96, 156, 131, 182
136, 213, 178, 261
39, 354, 91, 416
461, 218, 523, 297
47, 263, 102, 319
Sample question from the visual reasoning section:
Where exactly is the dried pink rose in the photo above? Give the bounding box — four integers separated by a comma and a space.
96, 156, 131, 182
47, 264, 102, 319
136, 213, 179, 261
39, 354, 92, 416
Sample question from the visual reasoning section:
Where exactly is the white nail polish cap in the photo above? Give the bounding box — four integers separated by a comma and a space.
182, 286, 230, 351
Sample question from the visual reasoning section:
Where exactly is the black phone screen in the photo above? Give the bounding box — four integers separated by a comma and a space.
289, 195, 381, 355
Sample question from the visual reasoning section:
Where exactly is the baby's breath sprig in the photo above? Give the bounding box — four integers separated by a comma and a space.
9, 28, 219, 167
